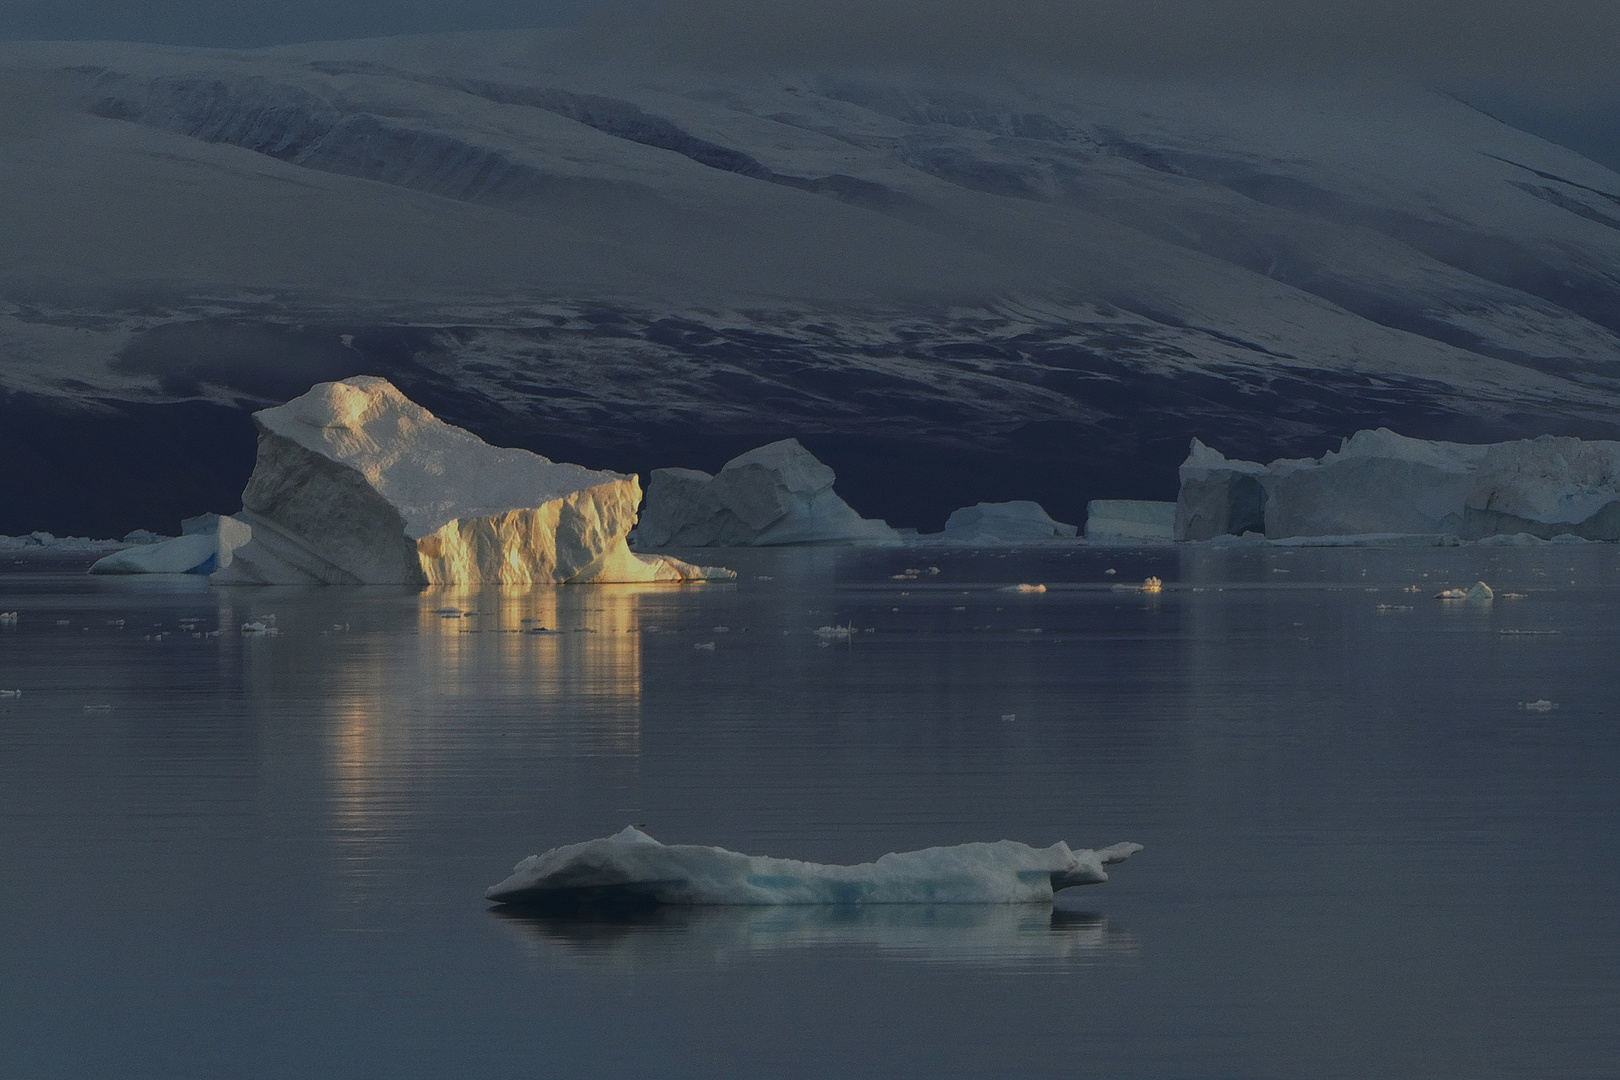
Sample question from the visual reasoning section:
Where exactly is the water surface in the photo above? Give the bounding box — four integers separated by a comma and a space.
1, 544, 1616, 1078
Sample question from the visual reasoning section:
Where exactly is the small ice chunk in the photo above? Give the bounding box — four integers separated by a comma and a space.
693, 641, 716, 650
1466, 581, 1494, 601
1521, 699, 1559, 711
0, 612, 18, 625
1142, 576, 1163, 593
0, 689, 20, 698
1002, 583, 1046, 593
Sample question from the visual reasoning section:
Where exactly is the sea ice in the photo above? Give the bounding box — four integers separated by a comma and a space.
485, 826, 1142, 907
636, 439, 900, 547
1084, 500, 1175, 542
938, 501, 1077, 544
208, 377, 734, 584
1177, 430, 1620, 541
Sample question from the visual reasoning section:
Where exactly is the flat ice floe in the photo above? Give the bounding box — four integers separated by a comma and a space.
486, 826, 1142, 907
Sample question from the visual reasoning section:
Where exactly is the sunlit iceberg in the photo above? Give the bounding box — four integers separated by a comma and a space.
486, 826, 1142, 907
210, 377, 733, 584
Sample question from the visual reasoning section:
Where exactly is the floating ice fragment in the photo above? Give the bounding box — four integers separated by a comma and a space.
0, 612, 18, 625
486, 827, 1143, 907
1001, 713, 1016, 722
1002, 583, 1046, 593
1435, 581, 1493, 601
1103, 568, 1116, 575
1142, 576, 1163, 593
815, 624, 855, 639
83, 704, 112, 712
0, 690, 20, 698
693, 641, 716, 651
1521, 699, 1559, 711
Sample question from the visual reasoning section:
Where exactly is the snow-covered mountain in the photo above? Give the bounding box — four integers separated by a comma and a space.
3, 31, 1619, 535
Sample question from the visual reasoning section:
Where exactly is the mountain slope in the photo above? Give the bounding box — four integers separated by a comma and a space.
3, 32, 1619, 534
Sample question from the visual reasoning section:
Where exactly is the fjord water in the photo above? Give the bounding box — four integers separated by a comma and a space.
1, 545, 1616, 1079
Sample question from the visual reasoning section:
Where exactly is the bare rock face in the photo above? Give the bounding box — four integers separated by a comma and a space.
211, 377, 732, 584
636, 439, 900, 547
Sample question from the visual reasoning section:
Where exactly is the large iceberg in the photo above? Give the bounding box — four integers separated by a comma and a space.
210, 377, 733, 584
635, 439, 900, 547
1084, 500, 1176, 542
486, 826, 1142, 908
1176, 429, 1620, 541
937, 501, 1078, 544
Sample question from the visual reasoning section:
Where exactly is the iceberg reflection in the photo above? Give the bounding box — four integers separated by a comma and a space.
492, 902, 1138, 969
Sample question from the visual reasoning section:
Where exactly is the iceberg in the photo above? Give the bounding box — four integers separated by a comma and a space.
209, 377, 733, 584
636, 439, 900, 547
938, 501, 1078, 544
486, 826, 1142, 908
88, 532, 217, 575
1175, 430, 1620, 541
1084, 500, 1175, 542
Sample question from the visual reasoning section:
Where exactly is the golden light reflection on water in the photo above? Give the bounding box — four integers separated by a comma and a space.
414, 583, 649, 753
228, 584, 658, 905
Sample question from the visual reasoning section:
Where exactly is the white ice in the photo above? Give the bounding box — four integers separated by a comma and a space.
486, 826, 1142, 906
937, 501, 1077, 544
1084, 500, 1175, 542
208, 377, 734, 585
89, 531, 219, 575
1177, 429, 1620, 541
636, 439, 899, 547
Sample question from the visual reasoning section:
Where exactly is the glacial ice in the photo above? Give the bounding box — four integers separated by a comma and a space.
1177, 430, 1620, 541
1084, 500, 1176, 542
939, 501, 1078, 544
486, 826, 1142, 907
209, 377, 734, 585
88, 532, 218, 575
636, 439, 900, 547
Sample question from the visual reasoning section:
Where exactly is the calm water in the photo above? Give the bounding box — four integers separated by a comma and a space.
1, 544, 1617, 1079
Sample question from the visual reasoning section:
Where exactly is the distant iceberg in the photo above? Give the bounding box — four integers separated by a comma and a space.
209, 377, 734, 585
936, 501, 1077, 544
1084, 500, 1175, 542
486, 826, 1142, 907
636, 439, 900, 547
1176, 430, 1620, 541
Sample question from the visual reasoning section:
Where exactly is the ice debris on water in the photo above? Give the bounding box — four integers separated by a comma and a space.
1436, 582, 1493, 600
1142, 576, 1163, 593
0, 690, 20, 698
1002, 583, 1046, 593
241, 621, 280, 635
1521, 699, 1559, 711
485, 826, 1143, 907
815, 624, 855, 639
0, 611, 18, 624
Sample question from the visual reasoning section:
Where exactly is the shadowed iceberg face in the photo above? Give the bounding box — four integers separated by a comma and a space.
485, 826, 1142, 907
